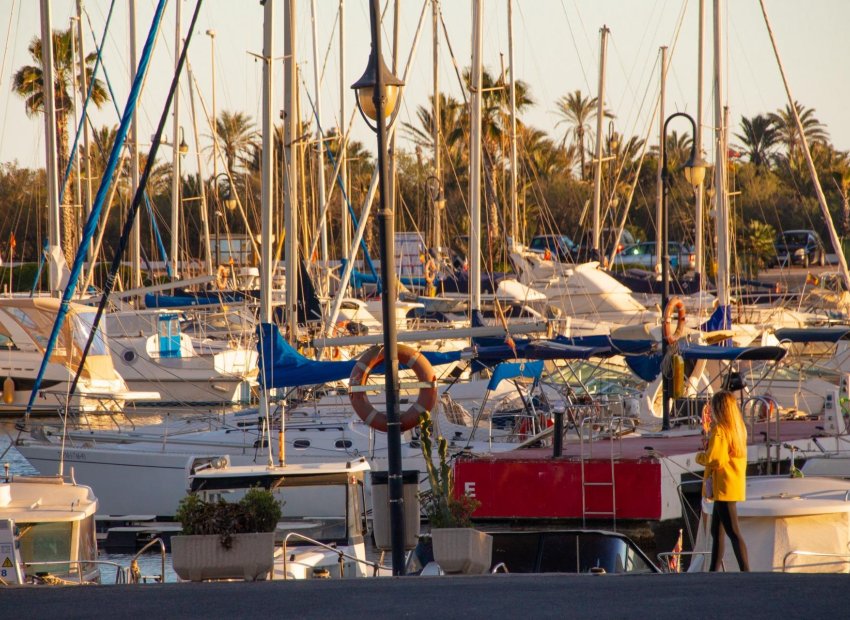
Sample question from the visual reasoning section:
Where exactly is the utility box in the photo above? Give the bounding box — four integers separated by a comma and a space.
370, 470, 420, 551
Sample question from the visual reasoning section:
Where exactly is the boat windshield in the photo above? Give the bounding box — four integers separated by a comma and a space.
71, 312, 108, 357
17, 521, 73, 575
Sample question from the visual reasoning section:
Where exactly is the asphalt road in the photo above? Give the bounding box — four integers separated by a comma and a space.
4, 573, 850, 619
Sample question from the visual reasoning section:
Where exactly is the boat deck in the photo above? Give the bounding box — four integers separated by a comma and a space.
455, 418, 827, 523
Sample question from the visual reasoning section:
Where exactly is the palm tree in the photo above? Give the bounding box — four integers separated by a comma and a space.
769, 101, 829, 158
12, 27, 109, 263
554, 90, 608, 181
737, 220, 776, 277
213, 111, 258, 175
735, 114, 779, 170
402, 93, 467, 177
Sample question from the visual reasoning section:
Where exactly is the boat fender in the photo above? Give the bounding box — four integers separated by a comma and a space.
662, 297, 686, 345
672, 354, 685, 399
349, 344, 438, 432
2, 376, 14, 405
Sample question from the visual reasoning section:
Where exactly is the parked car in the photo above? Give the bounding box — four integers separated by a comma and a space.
771, 230, 826, 267
573, 229, 636, 262
528, 234, 577, 262
613, 241, 696, 273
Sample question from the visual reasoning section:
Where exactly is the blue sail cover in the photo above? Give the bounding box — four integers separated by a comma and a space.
679, 343, 786, 361
700, 304, 731, 332
774, 327, 850, 344
257, 323, 464, 389
145, 291, 245, 308
487, 361, 544, 391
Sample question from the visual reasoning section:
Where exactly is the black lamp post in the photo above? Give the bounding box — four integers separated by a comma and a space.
351, 0, 406, 576
661, 111, 706, 431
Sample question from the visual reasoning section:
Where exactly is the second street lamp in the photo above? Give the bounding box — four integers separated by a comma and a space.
351, 0, 406, 576
661, 111, 706, 431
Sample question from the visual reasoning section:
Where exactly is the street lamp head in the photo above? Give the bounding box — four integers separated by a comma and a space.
351, 44, 404, 125
224, 198, 237, 211
683, 154, 708, 187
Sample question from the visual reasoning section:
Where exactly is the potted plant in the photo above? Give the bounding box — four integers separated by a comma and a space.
419, 411, 492, 574
171, 487, 282, 581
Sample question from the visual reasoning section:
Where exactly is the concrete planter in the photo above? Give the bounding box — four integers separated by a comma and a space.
431, 528, 493, 574
171, 532, 275, 582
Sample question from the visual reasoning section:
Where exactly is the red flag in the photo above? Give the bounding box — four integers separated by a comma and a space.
668, 528, 683, 573
9, 233, 15, 250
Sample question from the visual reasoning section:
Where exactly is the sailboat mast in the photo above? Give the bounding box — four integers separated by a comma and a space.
284, 0, 299, 343
170, 0, 181, 279
129, 0, 142, 291
75, 0, 94, 265
310, 0, 328, 283
507, 0, 519, 245
694, 0, 706, 277
591, 26, 609, 255
712, 0, 730, 309
655, 45, 667, 273
187, 62, 213, 276
260, 0, 274, 325
339, 0, 350, 255
469, 0, 483, 313
757, 0, 850, 292
39, 0, 61, 294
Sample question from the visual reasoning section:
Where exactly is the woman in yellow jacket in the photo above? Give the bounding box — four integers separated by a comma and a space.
697, 390, 750, 571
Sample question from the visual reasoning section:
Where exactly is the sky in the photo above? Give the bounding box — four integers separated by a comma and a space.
0, 0, 848, 174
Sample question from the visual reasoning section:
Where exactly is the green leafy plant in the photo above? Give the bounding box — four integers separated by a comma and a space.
419, 411, 479, 528
176, 487, 282, 549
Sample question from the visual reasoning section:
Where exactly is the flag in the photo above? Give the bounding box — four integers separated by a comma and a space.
668, 528, 683, 573
9, 232, 15, 250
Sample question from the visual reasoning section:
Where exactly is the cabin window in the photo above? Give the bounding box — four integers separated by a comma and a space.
293, 439, 311, 449
334, 439, 353, 450
17, 521, 73, 575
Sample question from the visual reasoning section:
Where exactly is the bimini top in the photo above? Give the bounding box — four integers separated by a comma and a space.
189, 458, 371, 492
679, 343, 787, 362
774, 326, 850, 344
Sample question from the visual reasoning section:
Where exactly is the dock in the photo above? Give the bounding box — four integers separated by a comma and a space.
4, 573, 849, 619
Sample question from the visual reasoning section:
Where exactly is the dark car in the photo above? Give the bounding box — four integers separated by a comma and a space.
529, 234, 577, 262
573, 229, 636, 263
772, 230, 826, 267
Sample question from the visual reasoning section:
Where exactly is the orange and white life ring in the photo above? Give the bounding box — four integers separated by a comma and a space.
424, 258, 437, 284
348, 344, 438, 432
662, 297, 687, 345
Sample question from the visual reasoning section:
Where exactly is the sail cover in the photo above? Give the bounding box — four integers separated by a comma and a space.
257, 323, 464, 389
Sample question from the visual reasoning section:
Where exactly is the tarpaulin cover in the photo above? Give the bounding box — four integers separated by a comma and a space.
487, 360, 545, 391
256, 323, 463, 389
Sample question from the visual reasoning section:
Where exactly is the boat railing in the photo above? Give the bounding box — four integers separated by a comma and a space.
279, 532, 390, 579
22, 559, 129, 585
742, 395, 781, 474
782, 550, 850, 573
656, 550, 711, 573
129, 537, 167, 583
